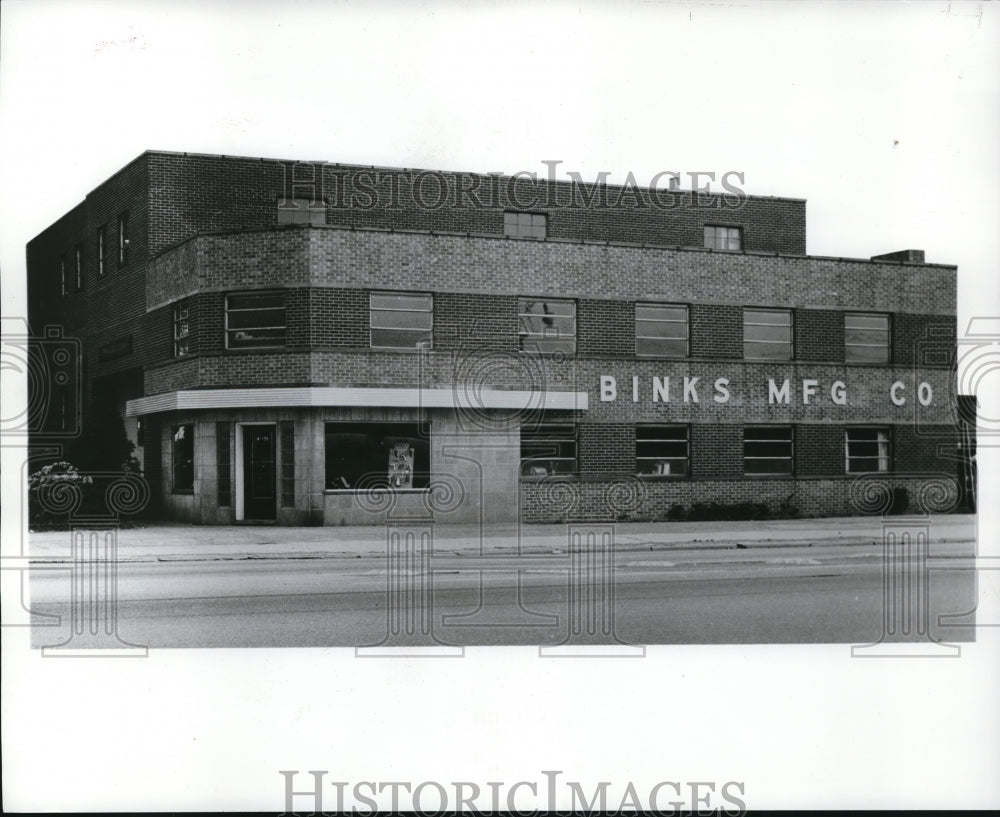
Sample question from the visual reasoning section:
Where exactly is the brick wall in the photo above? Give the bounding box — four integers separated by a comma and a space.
795, 424, 843, 476
143, 151, 808, 253
308, 288, 369, 349
796, 309, 844, 362
435, 292, 518, 352
894, 314, 957, 366
27, 153, 151, 398
577, 299, 632, 358
690, 303, 742, 358
578, 423, 633, 477
690, 425, 742, 479
519, 475, 961, 522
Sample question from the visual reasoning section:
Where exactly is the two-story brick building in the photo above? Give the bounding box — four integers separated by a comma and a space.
27, 150, 965, 525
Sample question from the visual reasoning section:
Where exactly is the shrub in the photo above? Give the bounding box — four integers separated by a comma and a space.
28, 461, 93, 525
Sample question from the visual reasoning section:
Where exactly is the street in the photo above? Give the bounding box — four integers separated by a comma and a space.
27, 541, 977, 648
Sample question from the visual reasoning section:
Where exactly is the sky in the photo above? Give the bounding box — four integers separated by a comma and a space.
2, 0, 999, 811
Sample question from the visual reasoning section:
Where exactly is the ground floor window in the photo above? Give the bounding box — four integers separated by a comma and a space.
636, 425, 689, 477
324, 422, 430, 489
743, 425, 793, 475
172, 424, 194, 492
521, 423, 578, 477
845, 427, 891, 473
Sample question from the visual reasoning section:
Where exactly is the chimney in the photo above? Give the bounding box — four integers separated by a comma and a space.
870, 249, 925, 263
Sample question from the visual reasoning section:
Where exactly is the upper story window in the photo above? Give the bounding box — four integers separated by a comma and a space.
635, 303, 688, 358
704, 225, 742, 251
744, 308, 792, 360
117, 212, 129, 265
74, 244, 84, 291
518, 297, 575, 355
520, 422, 578, 477
370, 292, 433, 350
504, 212, 547, 240
845, 427, 891, 473
96, 226, 105, 276
173, 303, 190, 357
59, 256, 67, 297
636, 425, 689, 477
845, 313, 890, 364
743, 426, 794, 476
225, 291, 286, 349
276, 196, 326, 226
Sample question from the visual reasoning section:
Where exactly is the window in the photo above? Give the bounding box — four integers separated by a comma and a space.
504, 212, 546, 240
325, 422, 430, 490
117, 212, 129, 265
846, 427, 891, 473
704, 225, 742, 250
225, 291, 286, 349
744, 426, 794, 475
74, 244, 83, 291
636, 303, 688, 357
172, 424, 194, 492
59, 256, 66, 297
636, 425, 689, 477
744, 308, 792, 360
518, 297, 576, 355
173, 303, 190, 357
521, 422, 577, 477
276, 196, 325, 226
370, 292, 432, 350
845, 313, 890, 364
97, 226, 105, 276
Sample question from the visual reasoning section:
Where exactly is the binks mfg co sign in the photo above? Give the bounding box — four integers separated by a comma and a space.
597, 375, 939, 406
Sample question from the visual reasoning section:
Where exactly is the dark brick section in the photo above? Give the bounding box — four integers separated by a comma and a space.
285, 288, 310, 350
690, 425, 742, 478
280, 420, 295, 508
690, 303, 742, 359
577, 299, 633, 358
894, 424, 960, 474
578, 424, 634, 478
893, 314, 957, 367
434, 292, 518, 351
216, 421, 232, 506
27, 154, 151, 399
796, 425, 843, 476
196, 292, 227, 355
795, 309, 844, 362
308, 288, 369, 349
147, 302, 175, 363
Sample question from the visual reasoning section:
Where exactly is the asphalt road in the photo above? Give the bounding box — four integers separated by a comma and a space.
27, 544, 976, 648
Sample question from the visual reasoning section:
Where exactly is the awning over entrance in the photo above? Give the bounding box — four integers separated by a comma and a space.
125, 386, 589, 416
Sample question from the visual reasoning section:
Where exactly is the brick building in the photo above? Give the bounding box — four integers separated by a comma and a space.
26, 150, 964, 524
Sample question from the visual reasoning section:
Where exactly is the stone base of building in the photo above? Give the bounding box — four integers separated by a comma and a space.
139, 406, 963, 526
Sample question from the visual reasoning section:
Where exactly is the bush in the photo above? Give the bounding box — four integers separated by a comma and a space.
28, 461, 93, 525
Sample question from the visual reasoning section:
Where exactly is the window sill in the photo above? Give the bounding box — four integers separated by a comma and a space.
519, 475, 578, 481
172, 489, 195, 495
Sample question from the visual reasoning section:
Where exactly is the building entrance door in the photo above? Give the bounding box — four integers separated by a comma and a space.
242, 425, 276, 520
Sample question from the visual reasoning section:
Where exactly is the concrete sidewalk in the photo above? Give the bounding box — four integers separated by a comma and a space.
27, 514, 977, 563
